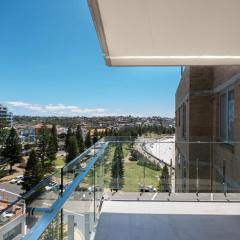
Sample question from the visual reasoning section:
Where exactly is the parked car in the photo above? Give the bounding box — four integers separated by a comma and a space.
45, 182, 58, 191
10, 178, 18, 184
139, 185, 157, 192
10, 176, 23, 184
2, 211, 14, 218
88, 185, 103, 193
16, 175, 23, 179
17, 179, 24, 185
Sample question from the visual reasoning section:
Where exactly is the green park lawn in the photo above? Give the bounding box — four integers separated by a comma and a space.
103, 143, 160, 192
122, 161, 160, 192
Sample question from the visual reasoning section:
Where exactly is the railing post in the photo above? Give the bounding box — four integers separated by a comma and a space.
196, 158, 199, 196
223, 160, 227, 196
60, 167, 64, 196
60, 208, 63, 240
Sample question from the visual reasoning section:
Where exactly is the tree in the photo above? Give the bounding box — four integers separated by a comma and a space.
84, 131, 92, 149
76, 125, 84, 153
104, 128, 108, 136
92, 128, 98, 144
22, 149, 43, 191
65, 127, 73, 151
99, 130, 104, 139
2, 128, 22, 173
111, 144, 124, 190
159, 165, 170, 192
129, 149, 138, 161
51, 124, 58, 153
37, 126, 50, 173
46, 136, 56, 172
0, 118, 7, 130
137, 125, 143, 136
65, 136, 79, 163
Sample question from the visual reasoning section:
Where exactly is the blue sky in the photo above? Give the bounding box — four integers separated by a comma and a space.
0, 0, 181, 117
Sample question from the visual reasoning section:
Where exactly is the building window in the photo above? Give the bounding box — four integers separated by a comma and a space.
176, 148, 181, 167
178, 153, 181, 167
228, 90, 235, 141
222, 160, 226, 184
175, 111, 178, 127
182, 156, 187, 192
219, 88, 235, 142
182, 103, 186, 138
177, 108, 181, 126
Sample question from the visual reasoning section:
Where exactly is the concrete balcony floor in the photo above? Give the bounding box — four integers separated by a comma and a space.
96, 200, 240, 240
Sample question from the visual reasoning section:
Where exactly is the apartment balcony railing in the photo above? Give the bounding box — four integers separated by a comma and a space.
0, 137, 240, 239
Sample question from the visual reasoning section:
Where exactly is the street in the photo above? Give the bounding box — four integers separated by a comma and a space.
0, 182, 23, 196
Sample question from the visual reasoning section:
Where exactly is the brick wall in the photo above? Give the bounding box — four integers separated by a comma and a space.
175, 66, 240, 192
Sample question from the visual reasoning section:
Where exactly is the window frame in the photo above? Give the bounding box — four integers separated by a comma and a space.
182, 103, 186, 138
219, 85, 235, 143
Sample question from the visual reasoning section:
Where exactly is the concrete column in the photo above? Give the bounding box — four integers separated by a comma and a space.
68, 215, 75, 240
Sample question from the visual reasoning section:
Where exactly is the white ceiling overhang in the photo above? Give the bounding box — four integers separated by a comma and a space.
88, 0, 240, 66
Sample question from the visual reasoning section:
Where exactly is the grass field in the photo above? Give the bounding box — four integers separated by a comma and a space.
122, 161, 160, 191
103, 143, 160, 192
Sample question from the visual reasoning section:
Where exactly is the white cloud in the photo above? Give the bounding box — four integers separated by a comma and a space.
7, 101, 31, 107
6, 101, 107, 117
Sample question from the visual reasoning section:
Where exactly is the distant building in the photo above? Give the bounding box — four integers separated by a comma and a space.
18, 127, 36, 143
33, 124, 52, 136
0, 104, 13, 126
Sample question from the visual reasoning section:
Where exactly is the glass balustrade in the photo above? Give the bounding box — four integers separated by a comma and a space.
1, 137, 240, 239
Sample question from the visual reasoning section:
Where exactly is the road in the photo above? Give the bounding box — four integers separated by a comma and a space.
143, 136, 175, 168
0, 182, 23, 196
136, 136, 176, 192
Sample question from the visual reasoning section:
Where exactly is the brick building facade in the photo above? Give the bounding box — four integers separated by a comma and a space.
175, 66, 240, 192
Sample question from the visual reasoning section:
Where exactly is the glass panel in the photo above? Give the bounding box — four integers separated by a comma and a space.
94, 154, 104, 221
62, 169, 94, 240
3, 138, 240, 240
39, 212, 62, 240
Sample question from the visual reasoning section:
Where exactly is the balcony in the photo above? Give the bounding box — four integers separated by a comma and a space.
1, 137, 240, 240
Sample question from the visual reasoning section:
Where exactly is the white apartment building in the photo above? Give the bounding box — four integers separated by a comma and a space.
0, 105, 13, 126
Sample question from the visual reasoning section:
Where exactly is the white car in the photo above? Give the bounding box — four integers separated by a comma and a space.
10, 178, 18, 184
2, 211, 14, 218
88, 185, 103, 193
45, 182, 58, 191
16, 175, 23, 179
10, 176, 23, 184
140, 185, 157, 192
17, 179, 24, 185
